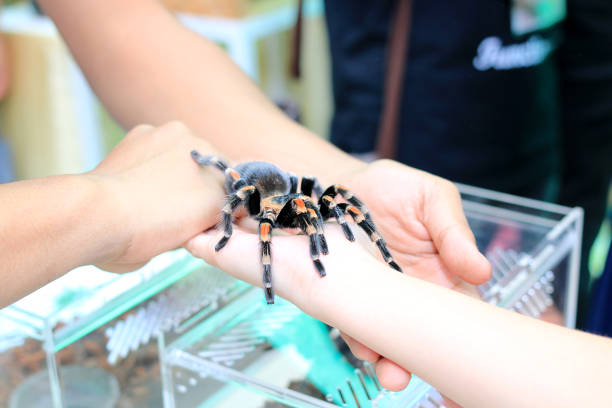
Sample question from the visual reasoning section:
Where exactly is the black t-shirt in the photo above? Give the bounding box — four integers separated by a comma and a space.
325, 0, 562, 198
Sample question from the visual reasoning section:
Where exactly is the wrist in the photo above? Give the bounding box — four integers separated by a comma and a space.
77, 173, 129, 267
317, 148, 367, 185
295, 245, 387, 324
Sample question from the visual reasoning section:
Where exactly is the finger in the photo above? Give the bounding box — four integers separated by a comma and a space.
375, 358, 412, 391
95, 260, 149, 273
185, 228, 262, 287
93, 124, 157, 172
340, 332, 380, 362
423, 180, 491, 284
185, 227, 326, 306
127, 123, 156, 137
186, 225, 375, 312
341, 332, 412, 392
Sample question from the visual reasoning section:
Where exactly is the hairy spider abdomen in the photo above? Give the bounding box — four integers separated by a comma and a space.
231, 162, 290, 196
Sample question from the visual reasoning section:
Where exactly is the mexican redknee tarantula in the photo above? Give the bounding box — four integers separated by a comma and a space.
191, 150, 402, 304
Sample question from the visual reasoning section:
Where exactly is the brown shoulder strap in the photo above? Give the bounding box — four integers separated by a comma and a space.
375, 0, 413, 159
290, 0, 304, 79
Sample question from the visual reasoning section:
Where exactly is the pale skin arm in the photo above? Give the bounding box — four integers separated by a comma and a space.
0, 122, 223, 308
187, 228, 612, 408
0, 173, 120, 305
38, 0, 358, 178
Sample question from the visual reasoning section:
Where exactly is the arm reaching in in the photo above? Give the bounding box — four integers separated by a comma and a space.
0, 122, 224, 307
186, 227, 612, 408
38, 0, 490, 283
38, 0, 351, 178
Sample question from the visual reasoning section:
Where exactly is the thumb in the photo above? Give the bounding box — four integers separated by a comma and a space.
423, 181, 491, 285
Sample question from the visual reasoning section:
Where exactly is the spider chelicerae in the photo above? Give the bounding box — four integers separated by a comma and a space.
191, 150, 402, 304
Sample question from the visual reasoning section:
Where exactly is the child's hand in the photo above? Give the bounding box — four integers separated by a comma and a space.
186, 224, 379, 313
186, 223, 424, 391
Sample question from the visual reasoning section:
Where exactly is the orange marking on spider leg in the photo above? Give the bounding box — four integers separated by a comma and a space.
337, 185, 354, 199
322, 196, 336, 207
307, 208, 317, 218
226, 169, 241, 180
260, 223, 271, 241
347, 205, 362, 216
294, 199, 307, 213
347, 205, 365, 222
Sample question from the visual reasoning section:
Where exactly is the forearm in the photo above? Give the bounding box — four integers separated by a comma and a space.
39, 0, 363, 179
315, 262, 612, 407
0, 175, 119, 306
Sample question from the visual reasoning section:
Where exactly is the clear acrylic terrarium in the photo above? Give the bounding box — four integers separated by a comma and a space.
160, 184, 583, 408
0, 250, 221, 407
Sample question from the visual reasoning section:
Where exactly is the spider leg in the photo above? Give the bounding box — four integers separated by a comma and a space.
293, 198, 326, 277
191, 150, 249, 192
300, 176, 324, 199
302, 198, 329, 255
216, 184, 256, 251
191, 150, 229, 172
224, 166, 247, 190
319, 195, 355, 242
321, 184, 374, 224
289, 173, 299, 194
259, 218, 275, 304
340, 204, 402, 272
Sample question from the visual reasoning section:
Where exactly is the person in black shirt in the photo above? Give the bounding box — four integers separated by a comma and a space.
326, 0, 561, 199
325, 0, 612, 327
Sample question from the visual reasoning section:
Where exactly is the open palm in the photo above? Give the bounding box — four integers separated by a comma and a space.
341, 159, 490, 286
336, 159, 491, 391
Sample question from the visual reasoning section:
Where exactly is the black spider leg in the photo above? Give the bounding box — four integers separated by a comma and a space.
289, 173, 299, 194
290, 198, 326, 277
339, 203, 402, 273
190, 150, 229, 172
300, 176, 324, 199
216, 182, 256, 251
191, 150, 255, 249
299, 177, 327, 253
319, 195, 355, 241
191, 149, 248, 198
321, 184, 374, 224
259, 216, 275, 304
302, 197, 329, 255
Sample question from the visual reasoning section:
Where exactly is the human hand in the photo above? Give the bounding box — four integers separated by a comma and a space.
337, 159, 490, 288
187, 221, 412, 327
186, 211, 485, 394
187, 225, 412, 391
188, 157, 490, 391
87, 121, 225, 272
330, 159, 491, 390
